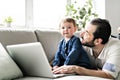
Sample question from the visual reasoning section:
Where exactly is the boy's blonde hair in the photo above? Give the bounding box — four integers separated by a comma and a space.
59, 18, 77, 28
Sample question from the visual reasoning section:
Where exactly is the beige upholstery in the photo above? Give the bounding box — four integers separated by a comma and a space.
0, 28, 37, 50
0, 43, 23, 80
35, 30, 62, 62
0, 28, 118, 80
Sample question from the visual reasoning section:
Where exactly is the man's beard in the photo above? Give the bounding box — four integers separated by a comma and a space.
82, 40, 95, 47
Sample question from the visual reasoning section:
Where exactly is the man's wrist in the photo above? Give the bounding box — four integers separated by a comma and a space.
72, 66, 79, 73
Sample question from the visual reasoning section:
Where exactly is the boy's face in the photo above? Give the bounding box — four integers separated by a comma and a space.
60, 22, 76, 39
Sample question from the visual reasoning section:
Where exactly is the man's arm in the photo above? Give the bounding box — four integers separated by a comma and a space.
74, 66, 114, 79
52, 65, 114, 79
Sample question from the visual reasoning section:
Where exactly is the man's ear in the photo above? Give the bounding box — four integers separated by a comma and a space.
94, 38, 103, 45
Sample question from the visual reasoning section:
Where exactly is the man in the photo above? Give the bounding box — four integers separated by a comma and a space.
52, 18, 120, 79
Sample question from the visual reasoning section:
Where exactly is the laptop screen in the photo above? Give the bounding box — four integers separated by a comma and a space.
6, 42, 53, 78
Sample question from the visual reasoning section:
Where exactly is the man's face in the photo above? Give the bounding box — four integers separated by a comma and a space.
80, 24, 97, 47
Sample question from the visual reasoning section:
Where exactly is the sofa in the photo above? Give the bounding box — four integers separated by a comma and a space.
0, 28, 114, 80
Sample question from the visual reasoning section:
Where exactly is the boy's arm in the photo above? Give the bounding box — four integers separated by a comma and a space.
64, 38, 89, 66
64, 38, 82, 64
52, 40, 63, 67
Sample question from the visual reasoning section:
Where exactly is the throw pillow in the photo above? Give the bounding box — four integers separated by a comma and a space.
0, 43, 23, 80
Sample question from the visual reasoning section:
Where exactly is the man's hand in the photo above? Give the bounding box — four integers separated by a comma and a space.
52, 66, 59, 71
52, 65, 76, 74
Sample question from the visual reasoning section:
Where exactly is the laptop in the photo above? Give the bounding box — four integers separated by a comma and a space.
6, 42, 74, 79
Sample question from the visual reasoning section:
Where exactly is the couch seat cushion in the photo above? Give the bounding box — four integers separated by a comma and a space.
14, 76, 112, 80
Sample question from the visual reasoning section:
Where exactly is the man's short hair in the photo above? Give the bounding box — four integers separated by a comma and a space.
90, 18, 111, 44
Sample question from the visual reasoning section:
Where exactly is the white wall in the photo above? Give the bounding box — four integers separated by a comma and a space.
105, 0, 120, 36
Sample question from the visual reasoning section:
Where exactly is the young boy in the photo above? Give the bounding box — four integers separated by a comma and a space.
52, 18, 91, 70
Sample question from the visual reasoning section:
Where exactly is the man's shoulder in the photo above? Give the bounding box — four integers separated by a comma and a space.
106, 38, 120, 49
108, 38, 120, 45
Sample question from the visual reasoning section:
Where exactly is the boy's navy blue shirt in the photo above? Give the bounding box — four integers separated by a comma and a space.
52, 35, 91, 69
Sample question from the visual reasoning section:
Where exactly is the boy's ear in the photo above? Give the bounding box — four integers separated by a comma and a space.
74, 26, 77, 32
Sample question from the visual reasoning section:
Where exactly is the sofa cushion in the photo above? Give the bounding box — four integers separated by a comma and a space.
0, 43, 23, 80
13, 76, 112, 80
35, 30, 62, 62
0, 28, 38, 50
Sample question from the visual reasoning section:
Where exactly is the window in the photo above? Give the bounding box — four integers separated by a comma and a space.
0, 0, 105, 29
33, 0, 67, 30
94, 0, 105, 18
0, 0, 25, 27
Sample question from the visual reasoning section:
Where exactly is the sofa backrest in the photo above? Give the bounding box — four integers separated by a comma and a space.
35, 30, 62, 62
0, 28, 38, 50
0, 28, 80, 63
35, 30, 81, 62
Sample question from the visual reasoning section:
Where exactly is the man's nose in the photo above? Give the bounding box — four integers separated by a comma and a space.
80, 31, 85, 37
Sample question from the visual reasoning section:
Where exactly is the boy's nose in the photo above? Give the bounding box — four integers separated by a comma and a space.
64, 28, 68, 31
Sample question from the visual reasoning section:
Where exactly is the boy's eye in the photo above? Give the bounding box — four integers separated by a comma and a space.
68, 26, 71, 29
61, 27, 65, 29
61, 26, 71, 29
